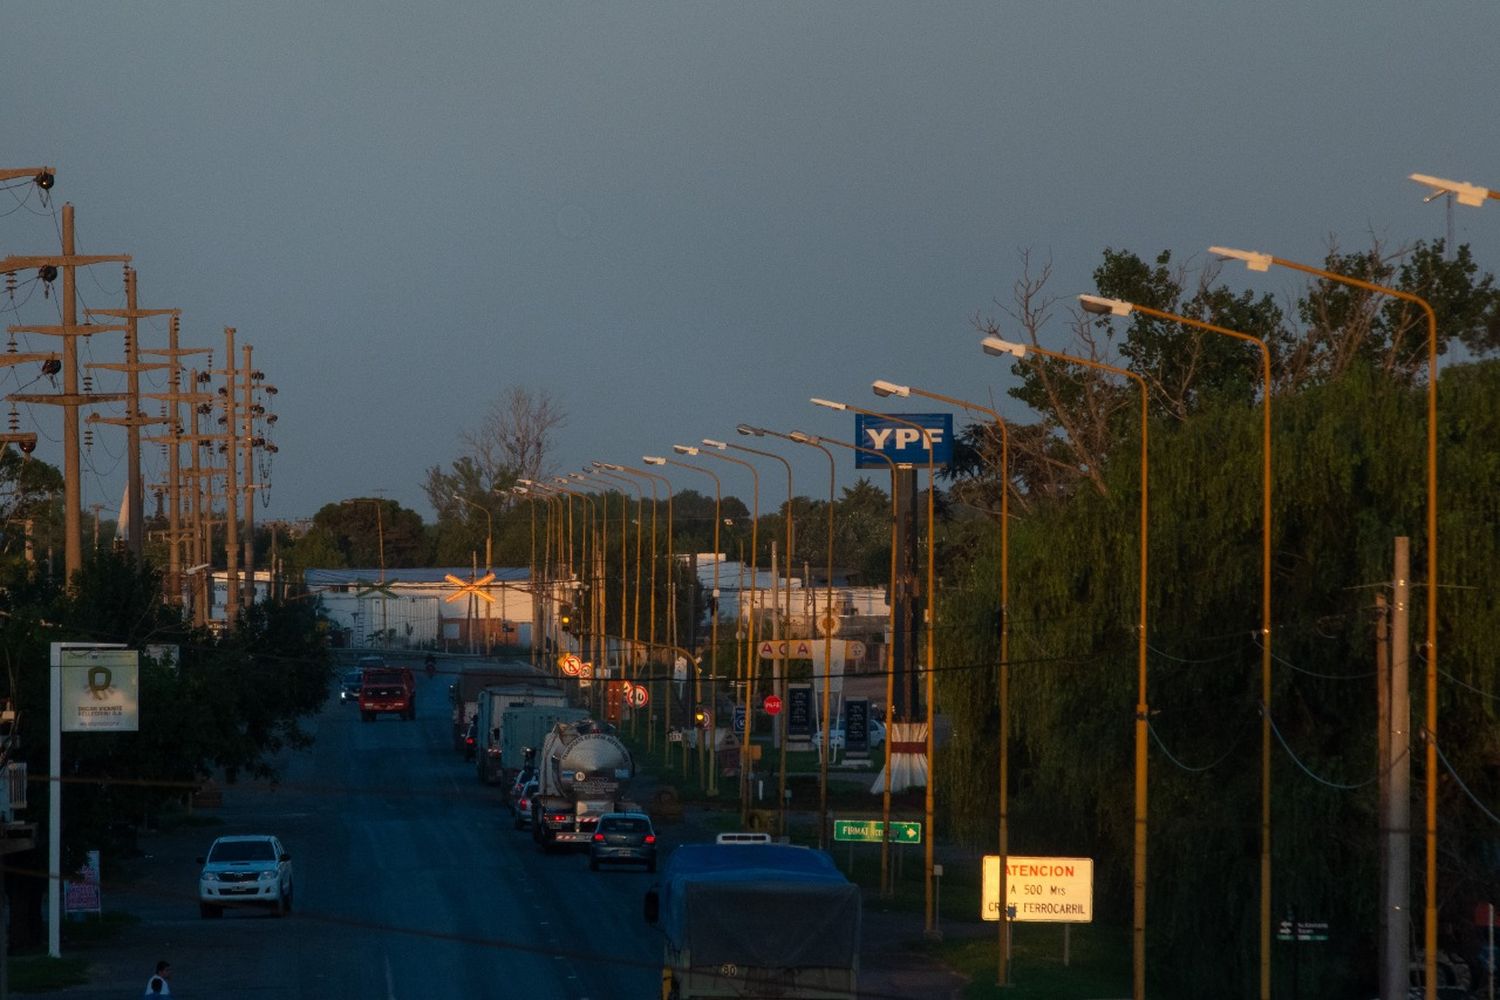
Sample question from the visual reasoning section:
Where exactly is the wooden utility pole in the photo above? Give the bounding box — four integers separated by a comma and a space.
143, 320, 211, 607
2, 204, 129, 585
220, 327, 241, 625
87, 268, 175, 557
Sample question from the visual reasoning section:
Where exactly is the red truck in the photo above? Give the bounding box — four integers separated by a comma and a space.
358, 659, 415, 722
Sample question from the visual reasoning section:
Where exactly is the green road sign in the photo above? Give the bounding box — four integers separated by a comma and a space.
833, 819, 922, 844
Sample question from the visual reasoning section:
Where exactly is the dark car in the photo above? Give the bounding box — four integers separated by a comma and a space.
338, 670, 362, 703
507, 768, 537, 814
589, 812, 656, 872
462, 719, 478, 761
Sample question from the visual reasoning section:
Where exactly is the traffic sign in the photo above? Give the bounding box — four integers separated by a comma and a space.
762, 694, 782, 716
832, 819, 921, 844
982, 855, 1094, 923
732, 705, 746, 734
626, 684, 649, 708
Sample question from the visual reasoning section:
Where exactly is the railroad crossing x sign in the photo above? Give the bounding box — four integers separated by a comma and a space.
354, 578, 400, 599
444, 572, 495, 604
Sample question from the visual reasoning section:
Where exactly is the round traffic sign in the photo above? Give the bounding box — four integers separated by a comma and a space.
627, 683, 649, 708
763, 694, 783, 716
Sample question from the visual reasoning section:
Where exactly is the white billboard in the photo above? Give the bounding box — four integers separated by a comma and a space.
60, 648, 139, 732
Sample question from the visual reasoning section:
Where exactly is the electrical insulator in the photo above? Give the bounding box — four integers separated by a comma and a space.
216, 386, 227, 396
5, 273, 15, 299
197, 371, 211, 384
4, 338, 14, 354
84, 428, 93, 450
18, 439, 35, 455
196, 403, 211, 415
6, 409, 17, 433
251, 404, 265, 415
33, 171, 53, 191
266, 414, 278, 424
216, 416, 226, 425
264, 386, 278, 395
41, 358, 60, 376
38, 265, 57, 284
251, 437, 265, 448
82, 375, 93, 393
266, 443, 278, 454
251, 370, 264, 380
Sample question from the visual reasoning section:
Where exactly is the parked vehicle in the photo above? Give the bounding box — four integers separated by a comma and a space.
359, 664, 415, 722
589, 812, 657, 871
644, 841, 860, 998
531, 719, 638, 848
197, 834, 293, 918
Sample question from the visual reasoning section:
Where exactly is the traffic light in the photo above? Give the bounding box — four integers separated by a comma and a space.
558, 603, 575, 634
693, 707, 711, 729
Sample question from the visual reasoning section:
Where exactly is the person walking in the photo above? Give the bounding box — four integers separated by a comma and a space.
143, 959, 171, 996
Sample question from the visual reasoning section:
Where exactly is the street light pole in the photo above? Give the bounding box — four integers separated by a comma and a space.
1213, 244, 1442, 999
812, 399, 940, 937
664, 450, 723, 793
729, 429, 797, 836
983, 336, 1150, 1000
698, 441, 762, 819
873, 378, 1012, 973
1078, 293, 1275, 999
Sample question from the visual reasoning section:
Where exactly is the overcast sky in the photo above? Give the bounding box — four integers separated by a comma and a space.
5, 3, 1498, 524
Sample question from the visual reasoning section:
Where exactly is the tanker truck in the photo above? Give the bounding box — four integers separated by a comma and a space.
530, 719, 638, 849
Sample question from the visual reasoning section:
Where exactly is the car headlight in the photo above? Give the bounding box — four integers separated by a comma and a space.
258, 870, 278, 882
200, 871, 218, 882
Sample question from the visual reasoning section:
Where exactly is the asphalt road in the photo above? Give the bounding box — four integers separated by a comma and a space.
63, 668, 662, 999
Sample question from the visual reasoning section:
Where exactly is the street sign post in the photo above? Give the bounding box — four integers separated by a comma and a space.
833, 819, 921, 844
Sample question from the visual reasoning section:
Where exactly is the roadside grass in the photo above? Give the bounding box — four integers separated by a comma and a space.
936, 923, 1133, 1000
6, 912, 139, 992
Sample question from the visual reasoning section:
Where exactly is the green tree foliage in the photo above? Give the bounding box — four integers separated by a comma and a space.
310, 497, 430, 569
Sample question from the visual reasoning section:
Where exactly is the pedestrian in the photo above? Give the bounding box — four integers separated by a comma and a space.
143, 959, 171, 996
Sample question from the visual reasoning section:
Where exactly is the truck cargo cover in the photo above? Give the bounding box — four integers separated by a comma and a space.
657, 845, 861, 969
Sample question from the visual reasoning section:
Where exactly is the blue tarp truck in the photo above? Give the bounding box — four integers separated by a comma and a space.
644, 842, 861, 999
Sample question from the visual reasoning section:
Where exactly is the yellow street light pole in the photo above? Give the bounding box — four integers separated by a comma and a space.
611, 464, 662, 743
812, 398, 940, 937
729, 428, 797, 836
1079, 293, 1275, 998
699, 440, 762, 821
506, 487, 542, 670
796, 431, 899, 898
874, 378, 1013, 978
642, 458, 681, 767
594, 466, 646, 713
983, 336, 1151, 999
1213, 245, 1442, 998
665, 449, 722, 793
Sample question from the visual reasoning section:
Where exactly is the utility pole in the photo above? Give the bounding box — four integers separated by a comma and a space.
219, 328, 241, 625
241, 344, 256, 605
143, 320, 211, 608
87, 268, 175, 558
2, 204, 130, 585
1381, 538, 1412, 1000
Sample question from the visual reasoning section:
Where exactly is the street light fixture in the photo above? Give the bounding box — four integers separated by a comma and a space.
1214, 243, 1442, 1000
981, 336, 1152, 1000
1409, 172, 1496, 208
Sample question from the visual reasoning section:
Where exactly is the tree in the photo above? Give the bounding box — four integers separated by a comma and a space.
423, 386, 565, 513
310, 498, 430, 569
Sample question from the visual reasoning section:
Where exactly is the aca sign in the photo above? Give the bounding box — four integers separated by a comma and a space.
853, 413, 953, 469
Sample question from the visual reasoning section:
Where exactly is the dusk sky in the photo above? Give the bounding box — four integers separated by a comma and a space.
5, 3, 1498, 524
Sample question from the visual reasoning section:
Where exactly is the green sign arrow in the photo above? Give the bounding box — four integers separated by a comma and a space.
833, 819, 922, 844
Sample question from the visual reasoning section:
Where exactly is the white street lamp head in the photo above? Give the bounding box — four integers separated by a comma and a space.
810, 397, 846, 411
701, 438, 727, 450
871, 379, 909, 398
1078, 294, 1133, 317
1209, 246, 1273, 272
512, 486, 529, 496
981, 336, 1027, 358
518, 478, 536, 486
672, 444, 699, 456
1410, 172, 1488, 208
736, 423, 764, 437
789, 430, 818, 444
643, 455, 666, 465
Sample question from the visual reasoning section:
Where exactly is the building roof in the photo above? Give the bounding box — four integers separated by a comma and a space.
304, 567, 530, 587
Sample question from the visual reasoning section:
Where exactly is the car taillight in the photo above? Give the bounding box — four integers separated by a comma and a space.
465, 736, 475, 746
592, 832, 605, 843
644, 834, 656, 844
